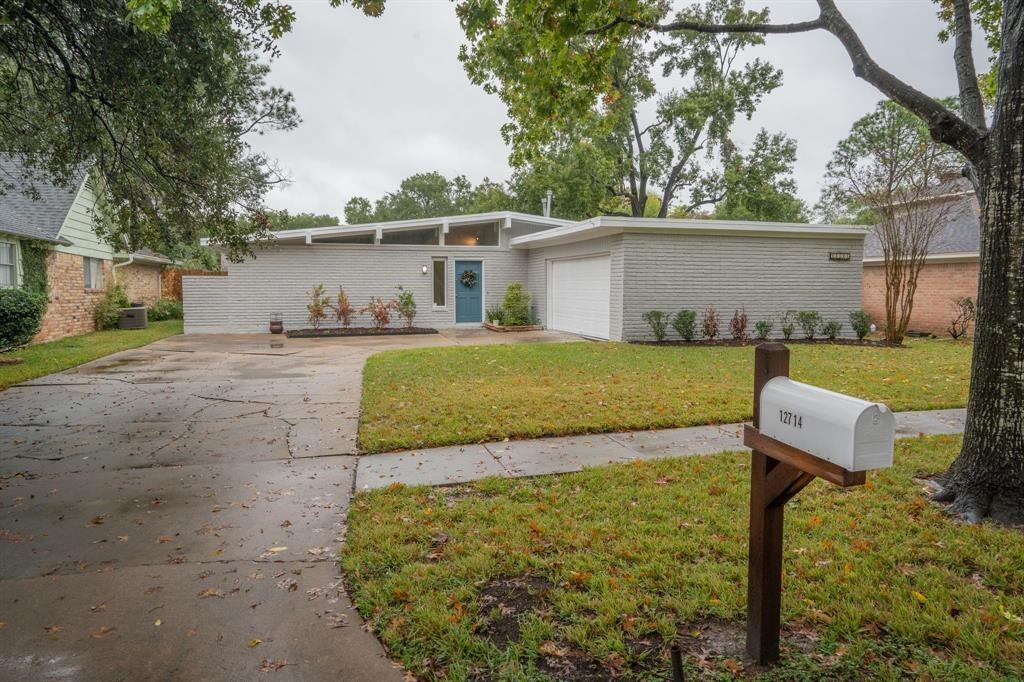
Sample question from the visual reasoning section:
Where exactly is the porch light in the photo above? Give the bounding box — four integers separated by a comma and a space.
422, 265, 428, 275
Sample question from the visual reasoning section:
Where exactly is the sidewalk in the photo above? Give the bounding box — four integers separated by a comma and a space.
354, 408, 967, 490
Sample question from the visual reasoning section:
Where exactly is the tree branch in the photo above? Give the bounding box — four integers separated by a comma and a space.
588, 0, 987, 164
950, 0, 987, 131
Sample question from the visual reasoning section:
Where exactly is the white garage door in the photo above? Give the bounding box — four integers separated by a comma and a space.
550, 254, 611, 339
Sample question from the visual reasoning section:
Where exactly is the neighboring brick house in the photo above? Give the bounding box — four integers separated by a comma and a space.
113, 248, 173, 306
0, 156, 169, 343
862, 178, 980, 336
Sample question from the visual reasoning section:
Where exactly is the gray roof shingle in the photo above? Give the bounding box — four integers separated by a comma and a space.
863, 191, 980, 259
0, 155, 87, 243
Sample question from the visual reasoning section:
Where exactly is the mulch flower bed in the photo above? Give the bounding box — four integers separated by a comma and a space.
633, 338, 903, 348
0, 357, 25, 365
483, 322, 544, 332
285, 327, 438, 338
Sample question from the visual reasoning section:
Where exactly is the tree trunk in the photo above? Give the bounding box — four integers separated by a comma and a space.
935, 3, 1024, 523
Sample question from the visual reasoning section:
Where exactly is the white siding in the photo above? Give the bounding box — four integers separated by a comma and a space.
619, 233, 864, 341
184, 244, 529, 334
54, 181, 113, 261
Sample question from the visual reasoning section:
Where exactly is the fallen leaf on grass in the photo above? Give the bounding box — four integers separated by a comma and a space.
85, 516, 106, 527
538, 641, 568, 657
249, 638, 262, 647
154, 619, 162, 627
912, 590, 928, 604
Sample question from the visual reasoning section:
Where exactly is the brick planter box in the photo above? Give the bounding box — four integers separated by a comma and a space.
483, 322, 544, 333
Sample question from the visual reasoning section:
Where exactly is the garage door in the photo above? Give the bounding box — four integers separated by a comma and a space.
550, 254, 611, 339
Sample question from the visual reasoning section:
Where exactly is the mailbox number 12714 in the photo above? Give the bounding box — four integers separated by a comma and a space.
778, 410, 803, 429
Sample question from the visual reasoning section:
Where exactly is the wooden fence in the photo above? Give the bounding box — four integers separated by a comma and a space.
161, 268, 226, 301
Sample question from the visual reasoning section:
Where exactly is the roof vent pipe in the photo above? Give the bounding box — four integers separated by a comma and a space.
542, 189, 553, 217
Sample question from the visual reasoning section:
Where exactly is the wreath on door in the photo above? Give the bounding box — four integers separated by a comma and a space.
460, 269, 478, 288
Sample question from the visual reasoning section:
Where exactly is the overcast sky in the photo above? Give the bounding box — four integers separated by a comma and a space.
252, 0, 989, 220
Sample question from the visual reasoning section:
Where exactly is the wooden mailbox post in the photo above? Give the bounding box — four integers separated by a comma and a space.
743, 343, 895, 665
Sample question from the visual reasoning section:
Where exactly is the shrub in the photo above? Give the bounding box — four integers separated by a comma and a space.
797, 310, 822, 340
849, 309, 872, 340
729, 308, 749, 341
0, 288, 47, 349
94, 283, 129, 330
362, 297, 396, 329
780, 310, 797, 340
822, 319, 842, 340
332, 287, 356, 327
701, 306, 720, 340
502, 282, 532, 326
395, 287, 416, 328
948, 296, 976, 339
486, 306, 505, 325
306, 283, 331, 329
754, 318, 773, 340
148, 298, 183, 321
642, 310, 668, 341
671, 309, 697, 341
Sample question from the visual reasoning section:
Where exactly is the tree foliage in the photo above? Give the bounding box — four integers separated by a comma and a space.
713, 130, 807, 222
456, 0, 785, 217
264, 210, 340, 230
344, 172, 513, 223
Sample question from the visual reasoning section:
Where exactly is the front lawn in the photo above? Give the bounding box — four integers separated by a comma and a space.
359, 339, 970, 452
342, 435, 1024, 680
0, 319, 183, 390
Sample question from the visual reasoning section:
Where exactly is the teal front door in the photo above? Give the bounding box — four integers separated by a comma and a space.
455, 260, 483, 323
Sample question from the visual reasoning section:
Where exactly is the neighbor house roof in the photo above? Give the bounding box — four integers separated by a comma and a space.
114, 248, 174, 266
862, 185, 980, 262
509, 216, 870, 249
0, 155, 85, 245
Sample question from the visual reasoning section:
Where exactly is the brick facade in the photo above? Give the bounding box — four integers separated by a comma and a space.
160, 268, 225, 301
862, 259, 979, 336
116, 262, 162, 306
33, 250, 112, 343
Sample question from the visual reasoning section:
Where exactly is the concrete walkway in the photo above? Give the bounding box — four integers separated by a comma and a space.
355, 408, 968, 490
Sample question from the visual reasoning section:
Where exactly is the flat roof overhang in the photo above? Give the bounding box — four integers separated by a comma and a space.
509, 216, 871, 249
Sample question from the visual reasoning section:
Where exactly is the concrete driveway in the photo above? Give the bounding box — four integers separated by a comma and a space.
0, 329, 576, 681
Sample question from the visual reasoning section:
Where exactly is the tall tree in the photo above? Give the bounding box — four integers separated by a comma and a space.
264, 210, 340, 230
457, 0, 784, 217
350, 0, 1023, 523
821, 101, 959, 344
713, 130, 808, 222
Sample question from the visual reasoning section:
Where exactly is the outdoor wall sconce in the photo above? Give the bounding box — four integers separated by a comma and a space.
421, 265, 428, 275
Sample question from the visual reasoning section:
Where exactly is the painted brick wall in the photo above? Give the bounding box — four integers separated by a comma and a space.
183, 244, 529, 334
116, 263, 162, 305
619, 233, 865, 341
33, 251, 111, 343
862, 260, 978, 336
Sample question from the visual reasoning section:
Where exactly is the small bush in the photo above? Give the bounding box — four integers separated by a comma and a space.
362, 297, 396, 329
797, 310, 822, 340
948, 297, 976, 339
642, 310, 668, 341
849, 309, 872, 340
730, 308, 749, 341
754, 319, 773, 340
780, 310, 797, 340
701, 306, 720, 340
671, 309, 697, 341
94, 283, 129, 330
306, 283, 331, 329
395, 287, 416, 328
332, 287, 356, 327
148, 298, 183, 321
502, 282, 532, 326
486, 306, 505, 325
0, 288, 47, 349
821, 319, 842, 340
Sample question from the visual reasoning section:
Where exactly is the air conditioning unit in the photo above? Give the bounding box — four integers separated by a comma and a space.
118, 307, 148, 330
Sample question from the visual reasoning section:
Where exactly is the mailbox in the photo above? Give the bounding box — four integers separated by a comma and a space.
759, 377, 894, 472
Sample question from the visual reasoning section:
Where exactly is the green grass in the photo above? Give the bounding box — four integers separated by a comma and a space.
342, 435, 1024, 680
359, 339, 971, 452
0, 319, 183, 390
